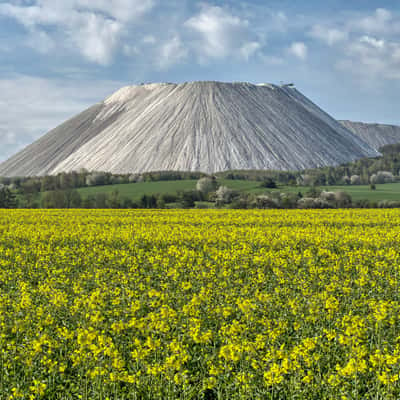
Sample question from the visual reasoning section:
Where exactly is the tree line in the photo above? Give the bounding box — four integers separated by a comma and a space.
0, 175, 399, 209
2, 143, 400, 209
216, 143, 400, 186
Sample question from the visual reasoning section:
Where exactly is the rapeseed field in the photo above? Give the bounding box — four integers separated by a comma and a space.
1, 209, 400, 399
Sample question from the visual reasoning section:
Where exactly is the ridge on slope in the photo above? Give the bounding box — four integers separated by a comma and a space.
0, 81, 379, 177
340, 120, 400, 150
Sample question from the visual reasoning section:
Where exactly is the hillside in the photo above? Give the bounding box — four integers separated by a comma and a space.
340, 120, 400, 150
0, 81, 378, 177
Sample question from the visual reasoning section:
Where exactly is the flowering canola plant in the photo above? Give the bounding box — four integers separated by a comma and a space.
1, 209, 400, 399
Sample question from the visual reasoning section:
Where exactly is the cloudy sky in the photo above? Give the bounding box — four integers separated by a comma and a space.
0, 0, 399, 162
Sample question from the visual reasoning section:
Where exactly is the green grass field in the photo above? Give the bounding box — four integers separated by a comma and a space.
278, 183, 400, 201
74, 178, 400, 203
77, 180, 197, 200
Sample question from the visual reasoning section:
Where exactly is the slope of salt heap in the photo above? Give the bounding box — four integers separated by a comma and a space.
0, 81, 379, 176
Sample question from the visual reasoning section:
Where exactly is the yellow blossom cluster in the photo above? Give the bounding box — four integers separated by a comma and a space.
1, 209, 400, 399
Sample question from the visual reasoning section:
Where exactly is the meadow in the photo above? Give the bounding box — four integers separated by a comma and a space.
74, 180, 400, 203
76, 180, 198, 201
1, 209, 400, 399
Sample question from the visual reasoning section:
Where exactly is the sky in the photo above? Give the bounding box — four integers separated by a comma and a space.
0, 0, 399, 162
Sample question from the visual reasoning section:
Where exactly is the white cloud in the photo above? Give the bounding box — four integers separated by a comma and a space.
355, 8, 392, 34
143, 35, 157, 45
0, 75, 123, 162
288, 42, 307, 60
157, 36, 188, 69
260, 55, 285, 66
122, 44, 140, 57
0, 0, 155, 26
262, 10, 288, 33
74, 0, 155, 23
184, 4, 261, 61
2, 130, 17, 146
239, 41, 261, 60
359, 35, 385, 49
309, 25, 348, 46
311, 8, 398, 42
274, 11, 288, 30
74, 14, 122, 65
307, 8, 400, 82
26, 29, 55, 54
337, 36, 400, 80
0, 0, 155, 65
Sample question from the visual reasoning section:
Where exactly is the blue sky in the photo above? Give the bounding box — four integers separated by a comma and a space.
0, 0, 399, 162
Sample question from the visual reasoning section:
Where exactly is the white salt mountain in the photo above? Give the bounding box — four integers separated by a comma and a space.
340, 120, 400, 150
0, 81, 379, 177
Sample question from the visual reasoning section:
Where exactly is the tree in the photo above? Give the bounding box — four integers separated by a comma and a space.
156, 198, 166, 209
305, 186, 321, 198
253, 195, 279, 209
20, 194, 39, 209
94, 193, 108, 208
21, 178, 41, 195
86, 172, 108, 186
326, 172, 335, 185
334, 191, 352, 208
260, 178, 277, 189
280, 193, 298, 209
41, 190, 68, 208
215, 186, 237, 205
128, 174, 138, 183
107, 191, 121, 208
297, 197, 331, 209
0, 186, 17, 208
58, 172, 75, 189
180, 191, 196, 208
65, 189, 82, 208
297, 174, 314, 186
82, 195, 96, 208
196, 177, 218, 196
320, 191, 336, 202
229, 193, 252, 209
361, 168, 369, 184
370, 171, 395, 184
140, 195, 157, 208
342, 176, 351, 185
370, 174, 379, 184
76, 169, 89, 187
41, 175, 57, 191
